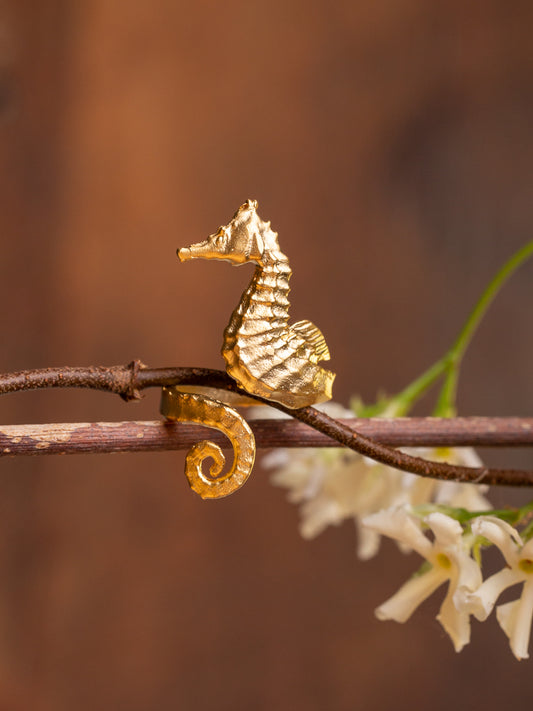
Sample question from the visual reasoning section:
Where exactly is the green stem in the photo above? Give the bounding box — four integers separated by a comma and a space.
520, 514, 533, 542
358, 241, 533, 419
415, 499, 533, 527
387, 356, 450, 417
353, 353, 450, 416
434, 241, 533, 417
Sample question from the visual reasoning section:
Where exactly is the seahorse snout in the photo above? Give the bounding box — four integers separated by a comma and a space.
177, 238, 224, 262
177, 246, 193, 262
177, 242, 211, 261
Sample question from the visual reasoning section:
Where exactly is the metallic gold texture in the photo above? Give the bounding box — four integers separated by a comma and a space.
160, 387, 255, 499
178, 199, 336, 408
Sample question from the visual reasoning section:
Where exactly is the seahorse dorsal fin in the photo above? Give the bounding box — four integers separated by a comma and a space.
291, 320, 331, 363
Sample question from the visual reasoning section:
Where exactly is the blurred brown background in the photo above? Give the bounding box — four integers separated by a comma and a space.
0, 1, 532, 709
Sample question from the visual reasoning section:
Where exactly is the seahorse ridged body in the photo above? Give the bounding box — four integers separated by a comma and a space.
178, 199, 336, 408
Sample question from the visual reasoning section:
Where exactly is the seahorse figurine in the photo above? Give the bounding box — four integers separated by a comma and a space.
161, 199, 335, 500
178, 199, 336, 408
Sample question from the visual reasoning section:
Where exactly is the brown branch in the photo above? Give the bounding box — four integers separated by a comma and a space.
0, 363, 145, 400
0, 362, 532, 487
0, 418, 532, 458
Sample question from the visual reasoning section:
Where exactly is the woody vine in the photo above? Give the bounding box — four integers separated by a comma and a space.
1, 201, 532, 658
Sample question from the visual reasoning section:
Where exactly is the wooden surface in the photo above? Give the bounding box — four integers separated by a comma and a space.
0, 1, 533, 709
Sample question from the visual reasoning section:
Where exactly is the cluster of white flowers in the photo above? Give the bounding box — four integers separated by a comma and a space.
263, 401, 489, 559
363, 509, 533, 660
262, 401, 533, 659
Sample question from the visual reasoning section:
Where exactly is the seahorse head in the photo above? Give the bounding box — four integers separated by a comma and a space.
178, 199, 280, 266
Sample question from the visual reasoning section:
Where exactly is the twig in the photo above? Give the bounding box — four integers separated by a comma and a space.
0, 363, 145, 400
0, 362, 532, 487
0, 418, 532, 457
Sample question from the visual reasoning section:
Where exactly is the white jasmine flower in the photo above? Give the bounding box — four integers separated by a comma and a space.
363, 509, 482, 651
266, 446, 405, 558
298, 456, 402, 543
458, 516, 533, 660
263, 401, 490, 561
356, 448, 490, 557
267, 444, 490, 560
400, 447, 490, 511
261, 401, 403, 557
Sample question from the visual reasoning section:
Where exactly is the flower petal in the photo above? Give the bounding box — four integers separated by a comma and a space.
425, 512, 464, 548
453, 551, 482, 595
405, 476, 437, 507
471, 517, 522, 567
448, 447, 483, 468
354, 517, 382, 561
496, 581, 533, 660
434, 481, 490, 511
375, 567, 445, 623
520, 537, 533, 559
438, 581, 472, 652
457, 566, 517, 621
363, 508, 432, 559
299, 497, 342, 539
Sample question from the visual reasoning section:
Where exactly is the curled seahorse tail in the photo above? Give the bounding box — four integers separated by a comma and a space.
160, 387, 256, 499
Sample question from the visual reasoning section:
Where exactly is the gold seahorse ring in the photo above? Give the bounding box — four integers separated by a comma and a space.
160, 387, 256, 499
163, 200, 335, 499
